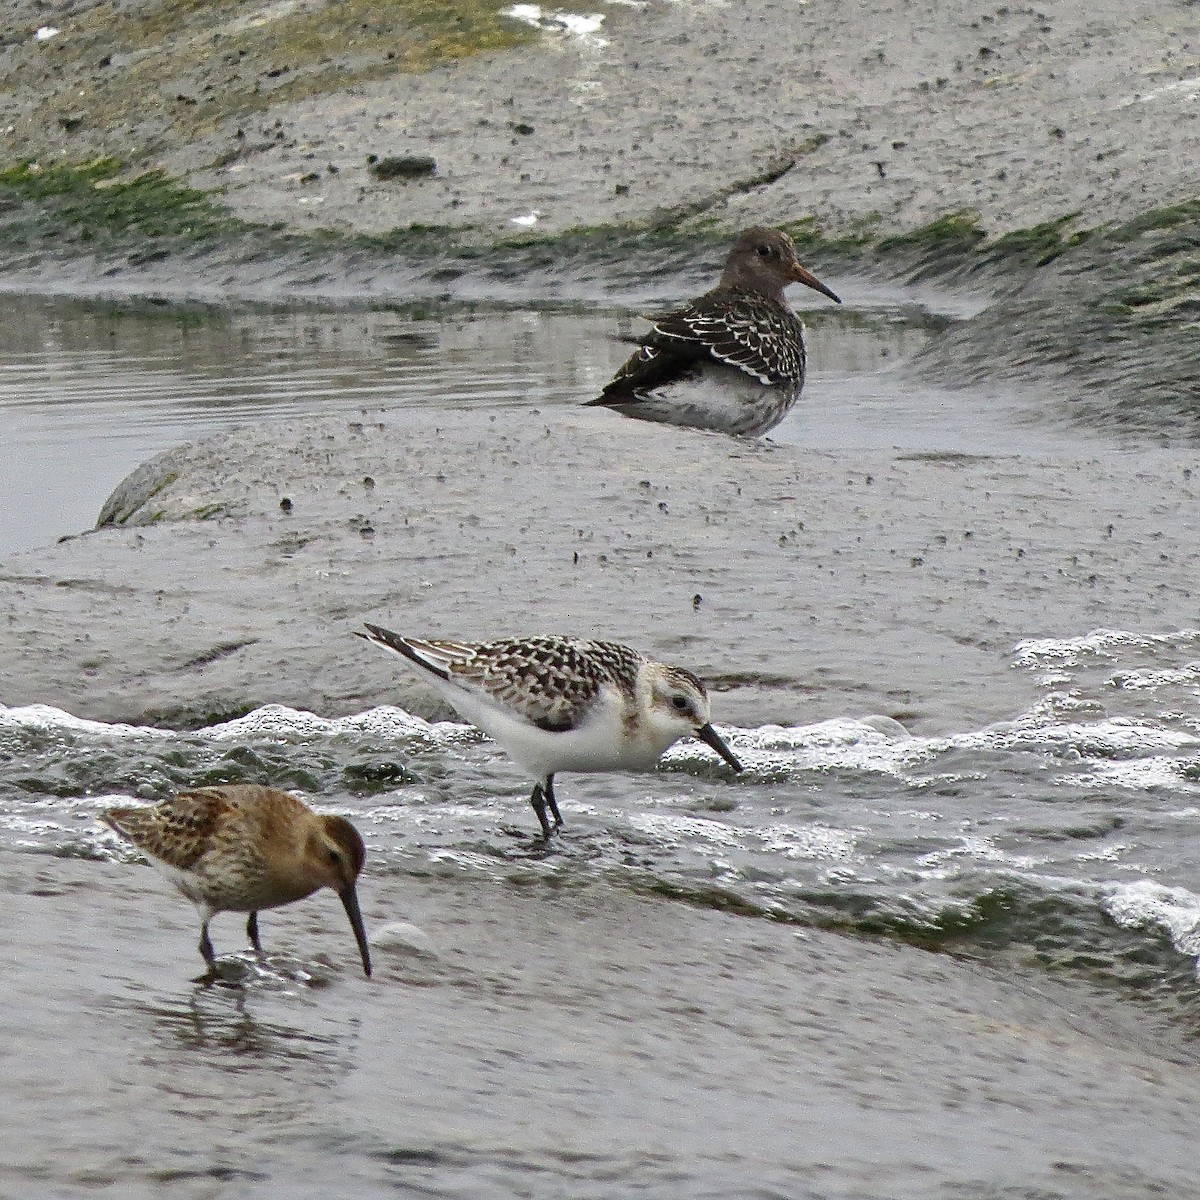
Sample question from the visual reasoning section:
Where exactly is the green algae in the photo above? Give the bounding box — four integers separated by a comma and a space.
980, 213, 1091, 267
2, 1, 537, 160
875, 210, 987, 255
0, 159, 240, 243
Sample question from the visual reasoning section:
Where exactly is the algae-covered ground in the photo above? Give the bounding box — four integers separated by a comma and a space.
1, 0, 535, 160
3, 0, 1198, 416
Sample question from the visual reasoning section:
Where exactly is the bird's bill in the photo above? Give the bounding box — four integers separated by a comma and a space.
790, 263, 842, 305
695, 723, 744, 773
339, 885, 373, 977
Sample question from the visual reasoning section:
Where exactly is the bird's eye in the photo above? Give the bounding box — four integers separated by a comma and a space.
327, 848, 343, 865
671, 695, 690, 711
756, 244, 773, 257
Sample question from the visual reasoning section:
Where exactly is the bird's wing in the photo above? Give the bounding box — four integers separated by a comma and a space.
648, 290, 805, 385
358, 626, 622, 734
586, 337, 712, 406
451, 637, 630, 733
588, 290, 804, 405
358, 624, 477, 680
101, 787, 235, 870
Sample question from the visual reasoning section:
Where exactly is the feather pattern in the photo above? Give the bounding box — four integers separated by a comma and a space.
362, 626, 644, 733
615, 288, 807, 390
586, 225, 839, 436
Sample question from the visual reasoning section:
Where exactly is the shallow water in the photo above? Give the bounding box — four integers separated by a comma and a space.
5, 621, 1200, 1196
4, 288, 1200, 1197
0, 289, 1076, 556
7, 620, 1200, 1011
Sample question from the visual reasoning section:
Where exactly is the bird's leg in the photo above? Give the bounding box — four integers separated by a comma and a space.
192, 919, 220, 984
529, 781, 554, 840
544, 774, 563, 829
246, 912, 264, 956
199, 920, 217, 968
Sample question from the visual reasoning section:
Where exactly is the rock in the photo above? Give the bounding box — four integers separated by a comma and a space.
368, 155, 437, 181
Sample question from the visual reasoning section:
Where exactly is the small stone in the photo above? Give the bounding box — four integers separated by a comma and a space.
369, 155, 436, 180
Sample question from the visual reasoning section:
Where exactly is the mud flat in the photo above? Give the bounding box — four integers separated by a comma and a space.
0, 404, 1195, 733
5, 0, 1199, 241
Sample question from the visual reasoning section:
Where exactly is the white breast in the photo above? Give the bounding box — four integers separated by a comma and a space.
627, 363, 800, 436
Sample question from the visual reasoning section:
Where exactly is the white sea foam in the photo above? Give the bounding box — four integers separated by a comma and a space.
626, 812, 742, 846
1109, 663, 1200, 691
1103, 880, 1200, 964
0, 701, 441, 745
755, 822, 858, 861
1012, 627, 1200, 668
0, 703, 174, 740
204, 702, 439, 743
954, 715, 1200, 756
1068, 757, 1197, 793
3, 703, 1194, 796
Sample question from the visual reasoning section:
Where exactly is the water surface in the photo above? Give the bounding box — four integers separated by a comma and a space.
3, 288, 1200, 1198
0, 290, 1073, 555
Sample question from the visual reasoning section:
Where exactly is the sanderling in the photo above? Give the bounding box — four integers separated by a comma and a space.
356, 625, 744, 838
586, 226, 841, 436
100, 784, 371, 980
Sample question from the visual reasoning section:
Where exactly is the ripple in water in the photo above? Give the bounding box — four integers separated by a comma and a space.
5, 625, 1200, 1020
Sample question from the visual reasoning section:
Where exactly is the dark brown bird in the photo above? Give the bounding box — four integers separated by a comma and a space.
586, 226, 841, 436
101, 784, 371, 979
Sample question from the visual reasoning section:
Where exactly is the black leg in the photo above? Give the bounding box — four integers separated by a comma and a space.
529, 781, 554, 840
247, 912, 264, 955
544, 774, 563, 829
199, 921, 216, 968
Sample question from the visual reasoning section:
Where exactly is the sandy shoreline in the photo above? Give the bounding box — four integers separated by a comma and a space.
6, 0, 1199, 242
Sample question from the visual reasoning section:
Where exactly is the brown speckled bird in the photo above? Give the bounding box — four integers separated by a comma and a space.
587, 226, 841, 436
101, 784, 371, 979
356, 624, 743, 839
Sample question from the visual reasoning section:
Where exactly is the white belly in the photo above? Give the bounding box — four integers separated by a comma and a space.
627, 364, 801, 436
439, 684, 673, 780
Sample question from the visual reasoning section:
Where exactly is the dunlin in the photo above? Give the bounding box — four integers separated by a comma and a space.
356, 624, 743, 838
100, 784, 372, 979
586, 226, 841, 436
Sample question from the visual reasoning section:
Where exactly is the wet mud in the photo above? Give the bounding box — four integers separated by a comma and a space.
1, 404, 1197, 735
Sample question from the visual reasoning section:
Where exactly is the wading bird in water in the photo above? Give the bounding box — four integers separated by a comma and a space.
101, 784, 371, 981
356, 624, 744, 839
587, 225, 841, 436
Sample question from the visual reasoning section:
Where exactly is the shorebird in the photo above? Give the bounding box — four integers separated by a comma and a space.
586, 226, 841, 436
100, 784, 372, 980
355, 624, 744, 839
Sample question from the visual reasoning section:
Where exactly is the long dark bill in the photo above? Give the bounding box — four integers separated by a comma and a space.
339, 885, 373, 977
695, 723, 744, 773
791, 263, 842, 305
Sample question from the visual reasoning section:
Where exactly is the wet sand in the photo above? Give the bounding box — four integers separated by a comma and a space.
1, 405, 1197, 733
4, 851, 1199, 1199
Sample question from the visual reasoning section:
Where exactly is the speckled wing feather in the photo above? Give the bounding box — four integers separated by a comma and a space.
443, 637, 647, 732
361, 626, 645, 734
593, 287, 806, 404
101, 787, 236, 870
